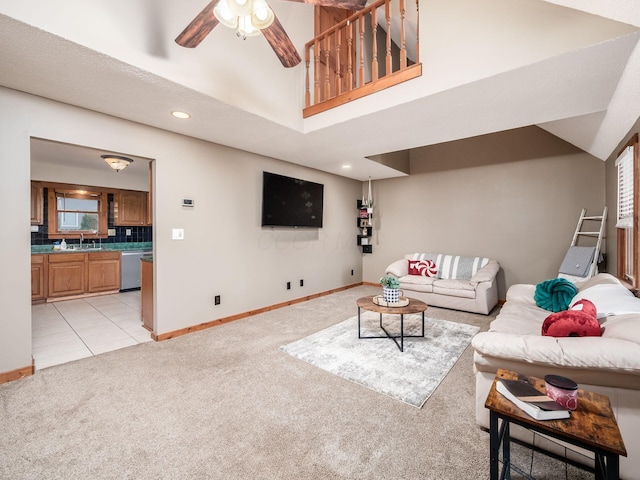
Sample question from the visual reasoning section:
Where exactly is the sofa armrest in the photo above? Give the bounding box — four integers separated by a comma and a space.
385, 259, 408, 277
505, 284, 537, 305
470, 260, 499, 284
472, 331, 640, 376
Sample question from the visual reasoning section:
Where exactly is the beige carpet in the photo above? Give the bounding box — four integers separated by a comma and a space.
0, 285, 592, 479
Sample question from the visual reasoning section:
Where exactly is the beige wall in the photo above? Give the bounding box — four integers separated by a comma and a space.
604, 116, 640, 278
363, 127, 606, 299
0, 87, 362, 376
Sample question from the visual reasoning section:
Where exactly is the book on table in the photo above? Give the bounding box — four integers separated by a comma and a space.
496, 378, 571, 421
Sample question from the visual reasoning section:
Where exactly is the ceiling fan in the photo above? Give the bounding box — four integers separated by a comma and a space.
175, 0, 368, 68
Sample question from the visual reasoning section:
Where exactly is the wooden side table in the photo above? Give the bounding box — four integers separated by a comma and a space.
485, 369, 627, 480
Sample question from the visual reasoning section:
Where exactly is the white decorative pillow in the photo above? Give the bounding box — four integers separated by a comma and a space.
570, 284, 640, 319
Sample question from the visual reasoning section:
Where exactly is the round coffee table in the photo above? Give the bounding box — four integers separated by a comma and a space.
356, 296, 428, 352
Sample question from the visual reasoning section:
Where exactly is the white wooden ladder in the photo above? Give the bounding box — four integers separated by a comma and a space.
566, 207, 607, 279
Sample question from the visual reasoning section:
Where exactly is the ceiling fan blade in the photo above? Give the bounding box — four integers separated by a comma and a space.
262, 16, 302, 68
285, 0, 367, 11
175, 0, 220, 48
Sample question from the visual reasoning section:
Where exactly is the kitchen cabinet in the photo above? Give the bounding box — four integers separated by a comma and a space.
114, 190, 148, 226
31, 182, 43, 225
31, 254, 47, 302
140, 257, 153, 331
87, 251, 121, 293
44, 251, 121, 300
47, 253, 86, 298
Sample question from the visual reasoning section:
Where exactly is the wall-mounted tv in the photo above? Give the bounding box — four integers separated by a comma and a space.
261, 171, 324, 228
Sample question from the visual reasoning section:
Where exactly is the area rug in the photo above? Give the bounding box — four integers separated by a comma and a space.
279, 313, 480, 408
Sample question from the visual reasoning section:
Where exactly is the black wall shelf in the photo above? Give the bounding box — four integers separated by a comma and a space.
356, 199, 373, 254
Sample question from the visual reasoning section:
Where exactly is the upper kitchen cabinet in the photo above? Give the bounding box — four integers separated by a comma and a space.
114, 190, 150, 226
31, 181, 43, 225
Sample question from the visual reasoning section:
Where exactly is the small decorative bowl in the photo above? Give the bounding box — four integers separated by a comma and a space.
544, 374, 578, 410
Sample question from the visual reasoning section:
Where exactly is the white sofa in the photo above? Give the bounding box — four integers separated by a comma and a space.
472, 273, 640, 478
384, 253, 500, 314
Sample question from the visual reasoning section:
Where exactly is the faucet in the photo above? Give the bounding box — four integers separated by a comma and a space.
79, 232, 84, 248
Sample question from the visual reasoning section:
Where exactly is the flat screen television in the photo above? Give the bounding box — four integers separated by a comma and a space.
261, 171, 324, 228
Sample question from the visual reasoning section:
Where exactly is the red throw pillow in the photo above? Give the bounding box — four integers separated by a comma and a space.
408, 259, 437, 277
541, 299, 602, 337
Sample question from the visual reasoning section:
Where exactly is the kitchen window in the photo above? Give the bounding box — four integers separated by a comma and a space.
47, 188, 108, 239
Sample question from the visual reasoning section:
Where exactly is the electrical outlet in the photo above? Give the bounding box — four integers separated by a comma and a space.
126, 228, 132, 236
300, 279, 304, 287
214, 295, 221, 305
286, 282, 291, 290
108, 228, 116, 236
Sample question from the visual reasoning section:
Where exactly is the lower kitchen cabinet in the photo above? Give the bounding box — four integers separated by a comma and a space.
31, 254, 47, 302
140, 258, 153, 331
47, 253, 86, 298
39, 251, 122, 301
87, 251, 121, 293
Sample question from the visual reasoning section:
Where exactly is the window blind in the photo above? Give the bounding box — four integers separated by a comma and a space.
616, 146, 634, 228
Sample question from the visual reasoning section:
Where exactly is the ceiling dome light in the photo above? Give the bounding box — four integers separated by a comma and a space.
101, 154, 134, 173
171, 111, 191, 119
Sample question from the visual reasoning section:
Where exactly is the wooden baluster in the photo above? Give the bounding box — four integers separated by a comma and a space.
305, 46, 310, 108
400, 0, 407, 68
314, 39, 320, 104
414, 0, 419, 64
385, 0, 392, 76
346, 20, 353, 92
335, 28, 342, 96
324, 34, 331, 100
371, 8, 378, 82
359, 15, 365, 87
303, 0, 422, 115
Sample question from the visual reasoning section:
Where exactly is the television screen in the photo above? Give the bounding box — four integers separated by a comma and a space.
261, 172, 324, 228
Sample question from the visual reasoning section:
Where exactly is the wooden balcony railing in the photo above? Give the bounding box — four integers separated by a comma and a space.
303, 0, 421, 118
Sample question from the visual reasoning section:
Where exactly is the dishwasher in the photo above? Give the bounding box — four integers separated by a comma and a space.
121, 249, 152, 290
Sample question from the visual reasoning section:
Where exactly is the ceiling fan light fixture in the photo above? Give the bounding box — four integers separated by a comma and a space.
227, 0, 252, 16
251, 0, 274, 29
238, 15, 260, 37
101, 154, 134, 173
213, 0, 238, 28
214, 0, 273, 37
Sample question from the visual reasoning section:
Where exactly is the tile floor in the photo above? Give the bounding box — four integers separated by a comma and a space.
32, 290, 153, 370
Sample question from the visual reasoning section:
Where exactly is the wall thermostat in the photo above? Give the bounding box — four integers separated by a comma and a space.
182, 198, 194, 208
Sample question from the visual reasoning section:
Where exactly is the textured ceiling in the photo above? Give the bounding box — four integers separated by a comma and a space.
0, 0, 639, 181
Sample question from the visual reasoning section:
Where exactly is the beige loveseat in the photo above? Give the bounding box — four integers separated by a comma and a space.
384, 253, 500, 314
472, 273, 640, 478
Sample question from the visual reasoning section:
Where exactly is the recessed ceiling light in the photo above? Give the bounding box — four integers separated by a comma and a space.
171, 111, 191, 119
341, 164, 352, 169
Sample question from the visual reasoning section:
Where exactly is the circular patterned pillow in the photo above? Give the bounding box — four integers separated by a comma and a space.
408, 259, 437, 277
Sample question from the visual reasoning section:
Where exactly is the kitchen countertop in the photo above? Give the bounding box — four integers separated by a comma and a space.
141, 255, 153, 263
31, 242, 153, 254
